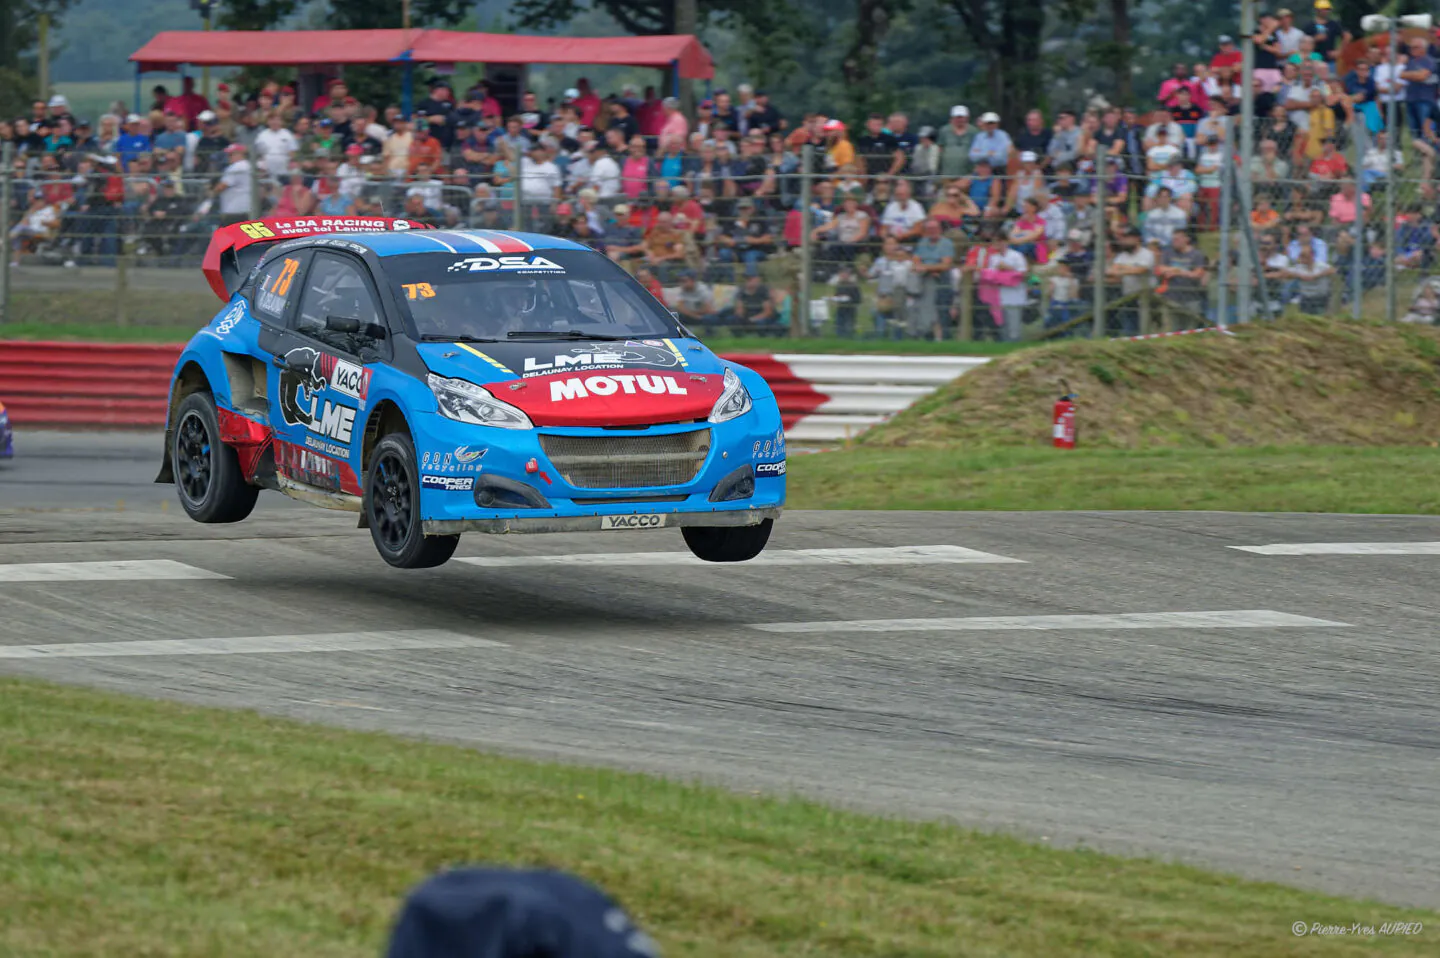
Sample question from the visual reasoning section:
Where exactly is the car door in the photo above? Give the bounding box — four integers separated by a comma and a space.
257, 249, 386, 495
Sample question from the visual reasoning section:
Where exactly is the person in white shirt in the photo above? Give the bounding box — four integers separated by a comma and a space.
1274, 9, 1305, 55
880, 179, 926, 240
337, 146, 368, 199
1141, 187, 1189, 247
8, 191, 59, 264
252, 112, 298, 178
866, 234, 914, 338
587, 146, 622, 198
1286, 224, 1328, 266
978, 234, 1029, 342
519, 144, 563, 203
213, 144, 254, 219
1362, 129, 1403, 189
405, 162, 445, 211
1375, 48, 1407, 107
1145, 128, 1183, 173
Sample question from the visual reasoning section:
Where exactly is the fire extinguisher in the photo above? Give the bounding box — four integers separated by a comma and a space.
1052, 382, 1077, 449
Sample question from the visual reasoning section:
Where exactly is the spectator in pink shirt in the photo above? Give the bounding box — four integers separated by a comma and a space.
660, 96, 689, 144
621, 136, 653, 199
1157, 62, 1207, 111
163, 77, 210, 130
572, 77, 602, 127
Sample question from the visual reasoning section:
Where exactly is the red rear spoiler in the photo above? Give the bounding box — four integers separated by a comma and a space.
201, 217, 433, 301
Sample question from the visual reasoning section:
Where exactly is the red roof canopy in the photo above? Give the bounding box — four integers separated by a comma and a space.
131, 29, 713, 79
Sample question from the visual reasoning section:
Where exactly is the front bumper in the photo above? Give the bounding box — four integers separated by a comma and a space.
425, 506, 781, 535
411, 410, 787, 533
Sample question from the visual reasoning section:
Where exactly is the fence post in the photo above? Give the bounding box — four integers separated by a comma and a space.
1385, 34, 1397, 324
248, 153, 260, 219
1139, 290, 1153, 335
958, 269, 974, 341
1349, 124, 1365, 319
1218, 124, 1233, 324
1091, 142, 1107, 338
512, 168, 524, 232
0, 141, 12, 326
795, 143, 813, 340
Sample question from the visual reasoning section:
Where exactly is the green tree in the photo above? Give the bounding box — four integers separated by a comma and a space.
0, 0, 77, 116
946, 0, 1046, 125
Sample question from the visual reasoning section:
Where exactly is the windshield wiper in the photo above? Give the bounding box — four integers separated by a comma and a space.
420, 335, 502, 343
506, 330, 629, 341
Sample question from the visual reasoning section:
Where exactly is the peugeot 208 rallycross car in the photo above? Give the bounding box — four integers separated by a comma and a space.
157, 218, 785, 568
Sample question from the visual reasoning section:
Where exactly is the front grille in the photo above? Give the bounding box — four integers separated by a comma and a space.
539, 429, 710, 489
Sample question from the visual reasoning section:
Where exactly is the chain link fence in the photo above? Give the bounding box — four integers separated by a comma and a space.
3, 131, 1439, 336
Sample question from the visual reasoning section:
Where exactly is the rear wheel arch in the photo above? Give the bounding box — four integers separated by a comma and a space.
156, 361, 215, 483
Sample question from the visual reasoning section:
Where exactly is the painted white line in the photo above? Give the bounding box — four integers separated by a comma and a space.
1231, 542, 1440, 556
458, 545, 1025, 568
750, 610, 1351, 634
0, 560, 230, 582
0, 630, 506, 659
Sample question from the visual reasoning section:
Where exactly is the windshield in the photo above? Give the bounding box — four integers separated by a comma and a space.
384, 248, 684, 341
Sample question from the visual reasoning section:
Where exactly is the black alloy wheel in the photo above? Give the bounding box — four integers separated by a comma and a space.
171, 391, 259, 523
365, 432, 460, 568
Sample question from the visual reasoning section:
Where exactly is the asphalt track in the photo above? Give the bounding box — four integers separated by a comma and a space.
2, 431, 1438, 908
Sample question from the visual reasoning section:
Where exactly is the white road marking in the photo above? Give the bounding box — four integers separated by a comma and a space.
750, 610, 1351, 634
458, 545, 1025, 568
0, 630, 506, 659
0, 560, 229, 582
1231, 542, 1440, 556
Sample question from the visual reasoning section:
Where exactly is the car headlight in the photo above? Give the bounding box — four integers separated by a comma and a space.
709, 367, 753, 423
427, 374, 533, 429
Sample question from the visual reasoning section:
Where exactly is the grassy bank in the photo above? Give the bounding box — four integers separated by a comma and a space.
788, 445, 1440, 513
1, 677, 1432, 957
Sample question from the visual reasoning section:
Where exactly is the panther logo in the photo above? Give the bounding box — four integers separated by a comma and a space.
278, 346, 326, 428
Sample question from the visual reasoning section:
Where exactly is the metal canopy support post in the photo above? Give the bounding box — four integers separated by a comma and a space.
670, 59, 681, 100
402, 61, 415, 117
1236, 0, 1255, 324
134, 64, 143, 114
1092, 142, 1107, 337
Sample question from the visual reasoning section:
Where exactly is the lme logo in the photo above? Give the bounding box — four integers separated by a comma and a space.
550, 375, 688, 401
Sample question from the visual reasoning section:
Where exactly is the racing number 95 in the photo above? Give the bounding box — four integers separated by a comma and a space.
239, 222, 276, 239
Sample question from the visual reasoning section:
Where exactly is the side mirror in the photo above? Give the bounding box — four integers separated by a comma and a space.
324, 315, 361, 334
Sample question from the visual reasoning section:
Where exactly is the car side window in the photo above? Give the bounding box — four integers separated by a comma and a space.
249, 249, 311, 326
294, 252, 383, 353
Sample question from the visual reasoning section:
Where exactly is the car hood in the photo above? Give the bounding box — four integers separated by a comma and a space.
416, 338, 728, 427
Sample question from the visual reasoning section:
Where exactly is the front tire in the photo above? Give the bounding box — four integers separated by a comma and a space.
682, 518, 774, 562
366, 433, 460, 569
172, 392, 259, 523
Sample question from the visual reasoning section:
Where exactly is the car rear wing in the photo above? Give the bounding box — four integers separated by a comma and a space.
201, 217, 432, 301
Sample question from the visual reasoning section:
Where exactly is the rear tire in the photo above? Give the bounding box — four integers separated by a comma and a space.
366, 433, 460, 569
172, 392, 259, 523
682, 518, 774, 562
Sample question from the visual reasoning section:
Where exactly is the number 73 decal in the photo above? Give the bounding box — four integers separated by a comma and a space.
402, 283, 437, 300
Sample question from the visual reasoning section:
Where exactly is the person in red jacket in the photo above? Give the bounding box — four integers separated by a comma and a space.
163, 77, 211, 130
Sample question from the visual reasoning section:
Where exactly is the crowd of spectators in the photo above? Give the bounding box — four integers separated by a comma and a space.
6, 2, 1440, 337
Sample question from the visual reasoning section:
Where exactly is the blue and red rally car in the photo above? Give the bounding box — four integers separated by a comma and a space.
157, 217, 785, 568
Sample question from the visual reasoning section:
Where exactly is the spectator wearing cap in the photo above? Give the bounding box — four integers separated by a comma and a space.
116, 113, 152, 169
968, 112, 1012, 170
212, 143, 253, 223
716, 196, 774, 277
1274, 8, 1305, 56
1046, 110, 1080, 171
1211, 35, 1241, 72
46, 93, 75, 129
162, 77, 210, 130
70, 118, 98, 154
311, 79, 348, 115
191, 111, 230, 173
1006, 150, 1046, 213
382, 114, 414, 176
913, 126, 940, 181
938, 105, 975, 178
416, 81, 456, 146
821, 118, 854, 172
408, 117, 445, 174
1309, 1, 1348, 61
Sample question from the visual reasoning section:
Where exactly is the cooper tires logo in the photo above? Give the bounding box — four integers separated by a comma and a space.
755, 460, 786, 477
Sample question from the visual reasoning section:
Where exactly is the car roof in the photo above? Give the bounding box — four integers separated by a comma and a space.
347, 229, 591, 258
